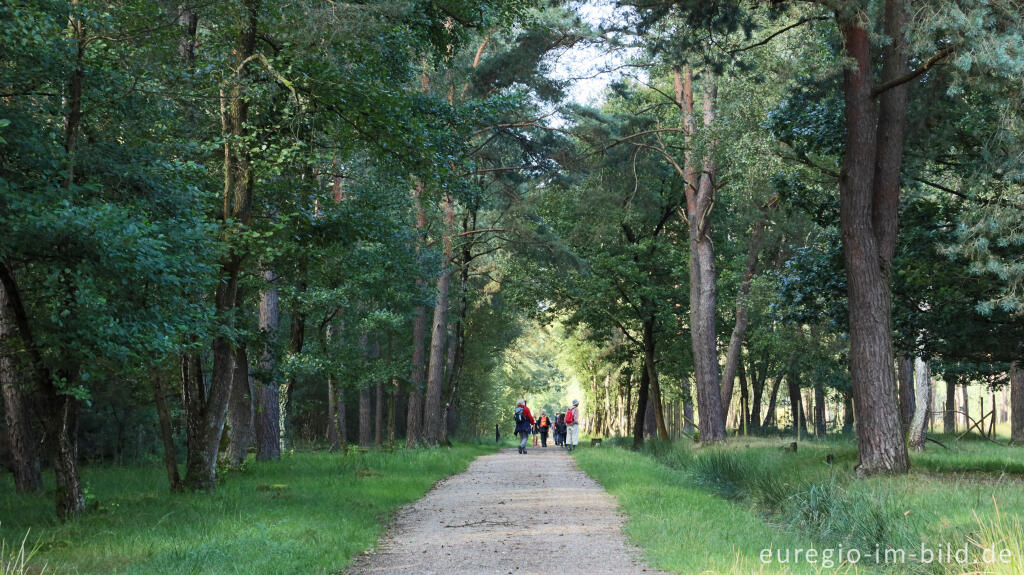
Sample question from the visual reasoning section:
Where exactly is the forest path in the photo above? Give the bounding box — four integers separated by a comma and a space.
346, 445, 668, 575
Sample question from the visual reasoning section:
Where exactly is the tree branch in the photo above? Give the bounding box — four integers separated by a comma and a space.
871, 46, 954, 97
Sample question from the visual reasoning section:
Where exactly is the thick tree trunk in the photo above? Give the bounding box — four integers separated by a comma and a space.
0, 279, 42, 493
677, 67, 725, 444
226, 346, 253, 468
184, 1, 258, 490
423, 195, 453, 445
1010, 362, 1024, 444
633, 363, 650, 448
253, 270, 281, 461
908, 358, 931, 450
359, 386, 372, 448
897, 353, 915, 432
642, 317, 669, 439
150, 365, 182, 491
837, 12, 909, 474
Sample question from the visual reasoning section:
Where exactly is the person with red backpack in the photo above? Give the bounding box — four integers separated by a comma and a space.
565, 399, 580, 452
513, 398, 535, 454
536, 411, 552, 447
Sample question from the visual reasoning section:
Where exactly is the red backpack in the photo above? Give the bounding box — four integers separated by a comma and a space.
565, 407, 576, 424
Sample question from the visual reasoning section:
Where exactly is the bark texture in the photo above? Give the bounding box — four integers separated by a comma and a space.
226, 345, 253, 468
897, 353, 915, 432
677, 66, 725, 444
836, 9, 910, 474
253, 269, 281, 461
0, 278, 42, 493
150, 365, 182, 491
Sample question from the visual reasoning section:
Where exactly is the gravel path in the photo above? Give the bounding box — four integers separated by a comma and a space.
347, 445, 667, 575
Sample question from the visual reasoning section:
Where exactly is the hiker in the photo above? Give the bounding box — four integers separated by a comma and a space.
532, 418, 540, 447
514, 399, 534, 454
565, 400, 580, 451
554, 412, 566, 447
537, 411, 551, 447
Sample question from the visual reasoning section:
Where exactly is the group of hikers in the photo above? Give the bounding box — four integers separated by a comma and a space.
513, 398, 579, 454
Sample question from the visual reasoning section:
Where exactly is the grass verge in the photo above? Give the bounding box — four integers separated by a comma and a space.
573, 446, 819, 574
0, 444, 495, 574
576, 437, 1024, 574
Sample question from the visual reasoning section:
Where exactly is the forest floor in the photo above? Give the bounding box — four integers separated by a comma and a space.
347, 445, 668, 575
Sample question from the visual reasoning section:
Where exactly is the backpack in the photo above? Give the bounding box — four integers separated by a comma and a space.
514, 406, 525, 424
565, 407, 576, 424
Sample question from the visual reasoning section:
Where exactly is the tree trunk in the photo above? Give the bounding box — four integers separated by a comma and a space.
406, 304, 426, 447
836, 10, 910, 474
642, 317, 669, 439
253, 270, 281, 461
387, 380, 397, 447
279, 311, 303, 451
721, 219, 766, 425
184, 1, 258, 490
739, 363, 750, 434
676, 66, 725, 444
908, 358, 931, 450
226, 346, 253, 468
0, 278, 42, 493
787, 369, 803, 437
327, 374, 341, 451
1001, 387, 1009, 424
150, 365, 182, 491
374, 380, 383, 446
842, 392, 854, 434
763, 374, 782, 429
814, 381, 826, 437
423, 194, 453, 445
359, 386, 372, 448
962, 384, 971, 431
682, 375, 695, 435
944, 378, 956, 433
633, 363, 650, 448
1010, 362, 1024, 444
749, 363, 766, 433
897, 353, 915, 432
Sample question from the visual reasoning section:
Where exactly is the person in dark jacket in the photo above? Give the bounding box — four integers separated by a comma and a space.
554, 412, 567, 447
514, 399, 535, 454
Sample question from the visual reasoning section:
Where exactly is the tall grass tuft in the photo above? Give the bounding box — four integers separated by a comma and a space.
963, 498, 1024, 575
689, 451, 751, 499
1, 528, 51, 575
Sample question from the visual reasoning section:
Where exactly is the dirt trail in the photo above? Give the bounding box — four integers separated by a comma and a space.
347, 445, 667, 575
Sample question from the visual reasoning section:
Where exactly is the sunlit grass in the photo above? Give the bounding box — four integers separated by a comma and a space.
0, 444, 495, 574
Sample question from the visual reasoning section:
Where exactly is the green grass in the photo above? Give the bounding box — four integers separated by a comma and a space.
574, 446, 820, 574
575, 437, 1024, 574
0, 444, 495, 574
